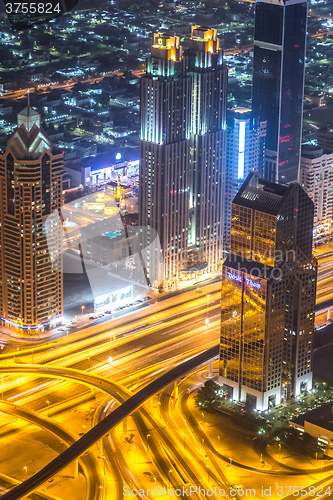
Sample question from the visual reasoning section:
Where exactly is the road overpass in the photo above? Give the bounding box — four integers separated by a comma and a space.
1, 345, 219, 500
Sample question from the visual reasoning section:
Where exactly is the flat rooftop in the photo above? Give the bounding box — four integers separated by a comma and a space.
291, 402, 333, 433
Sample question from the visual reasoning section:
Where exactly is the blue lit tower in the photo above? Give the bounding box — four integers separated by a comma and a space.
185, 26, 228, 276
252, 0, 307, 184
223, 107, 266, 255
139, 33, 191, 288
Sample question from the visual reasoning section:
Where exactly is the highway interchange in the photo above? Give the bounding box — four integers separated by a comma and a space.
0, 256, 332, 500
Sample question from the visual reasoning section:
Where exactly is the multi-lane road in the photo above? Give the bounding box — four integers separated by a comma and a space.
0, 255, 332, 499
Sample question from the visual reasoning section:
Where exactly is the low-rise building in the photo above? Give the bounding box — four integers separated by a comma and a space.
290, 404, 333, 456
300, 145, 333, 230
318, 121, 333, 153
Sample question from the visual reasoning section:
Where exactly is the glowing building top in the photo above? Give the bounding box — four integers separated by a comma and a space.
187, 25, 223, 69
7, 105, 52, 160
151, 32, 181, 61
147, 32, 184, 77
190, 26, 219, 53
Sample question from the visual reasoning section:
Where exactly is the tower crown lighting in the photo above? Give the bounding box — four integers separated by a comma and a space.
190, 25, 219, 54
152, 32, 182, 62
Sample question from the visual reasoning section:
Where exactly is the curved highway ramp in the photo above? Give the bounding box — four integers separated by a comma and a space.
2, 345, 219, 500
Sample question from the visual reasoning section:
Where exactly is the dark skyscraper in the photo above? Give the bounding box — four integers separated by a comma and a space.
219, 173, 317, 409
0, 106, 63, 332
252, 0, 307, 184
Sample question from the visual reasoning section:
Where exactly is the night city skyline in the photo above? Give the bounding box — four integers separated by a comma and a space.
0, 0, 332, 499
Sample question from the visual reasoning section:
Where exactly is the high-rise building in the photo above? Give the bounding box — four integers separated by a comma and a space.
300, 144, 333, 230
139, 27, 228, 288
139, 33, 191, 288
186, 26, 227, 275
0, 105, 63, 332
317, 121, 333, 153
252, 0, 307, 184
223, 107, 266, 255
219, 172, 317, 409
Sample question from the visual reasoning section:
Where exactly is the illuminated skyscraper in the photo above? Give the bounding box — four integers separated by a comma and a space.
186, 26, 227, 275
223, 107, 266, 255
0, 106, 63, 332
252, 0, 307, 184
219, 173, 317, 409
139, 33, 191, 288
140, 27, 228, 287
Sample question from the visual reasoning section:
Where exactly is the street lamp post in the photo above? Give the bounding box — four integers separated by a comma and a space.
157, 401, 161, 419
109, 331, 112, 364
81, 305, 85, 316
206, 294, 210, 325
206, 464, 209, 483
24, 466, 27, 480
146, 434, 150, 454
168, 470, 172, 489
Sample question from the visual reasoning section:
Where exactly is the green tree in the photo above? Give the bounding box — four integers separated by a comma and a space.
195, 380, 220, 408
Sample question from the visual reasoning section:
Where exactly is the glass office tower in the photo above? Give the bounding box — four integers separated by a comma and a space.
252, 0, 307, 184
219, 173, 317, 409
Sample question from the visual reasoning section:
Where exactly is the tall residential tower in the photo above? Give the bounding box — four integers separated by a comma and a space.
223, 107, 266, 255
0, 106, 63, 332
252, 0, 307, 184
